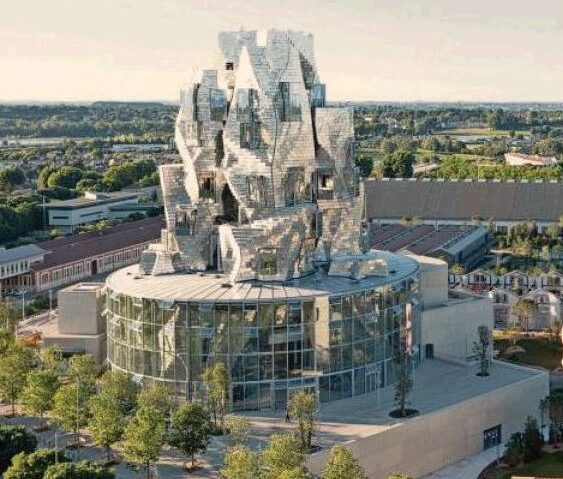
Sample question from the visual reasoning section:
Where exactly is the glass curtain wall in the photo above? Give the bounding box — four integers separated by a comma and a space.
107, 275, 420, 410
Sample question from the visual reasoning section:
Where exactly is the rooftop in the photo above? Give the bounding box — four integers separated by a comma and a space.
107, 251, 420, 302
365, 178, 563, 223
41, 191, 138, 210
34, 217, 163, 271
370, 224, 487, 257
0, 244, 47, 266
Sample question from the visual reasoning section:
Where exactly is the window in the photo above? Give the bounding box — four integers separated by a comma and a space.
247, 176, 269, 205
210, 89, 226, 121
279, 82, 301, 122
198, 173, 215, 200
240, 122, 261, 149
236, 89, 259, 121
225, 62, 234, 71
483, 425, 501, 450
259, 248, 277, 276
310, 83, 326, 107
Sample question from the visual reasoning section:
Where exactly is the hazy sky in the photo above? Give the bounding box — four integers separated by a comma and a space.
2, 0, 563, 102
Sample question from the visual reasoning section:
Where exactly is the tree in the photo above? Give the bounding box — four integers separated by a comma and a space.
0, 425, 37, 474
169, 402, 211, 469
380, 151, 415, 178
20, 370, 59, 428
522, 416, 543, 462
0, 167, 25, 191
50, 383, 92, 446
46, 166, 83, 189
261, 433, 305, 479
67, 354, 98, 390
322, 445, 367, 479
136, 383, 174, 418
221, 445, 261, 479
123, 406, 166, 479
3, 449, 67, 479
203, 362, 230, 430
289, 389, 317, 451
512, 299, 535, 335
44, 461, 115, 479
0, 343, 35, 416
88, 392, 126, 463
40, 345, 63, 374
0, 303, 20, 337
393, 352, 413, 418
473, 325, 492, 377
504, 432, 524, 467
97, 370, 138, 414
449, 263, 466, 275
225, 415, 250, 446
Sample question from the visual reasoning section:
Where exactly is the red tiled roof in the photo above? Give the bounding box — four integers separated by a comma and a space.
34, 217, 164, 271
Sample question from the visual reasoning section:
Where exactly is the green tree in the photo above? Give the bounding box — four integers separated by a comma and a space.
40, 345, 63, 374
0, 425, 37, 474
289, 389, 317, 451
261, 433, 305, 479
136, 383, 174, 419
221, 445, 261, 479
522, 416, 543, 462
512, 299, 535, 335
3, 449, 67, 479
473, 325, 492, 377
322, 445, 367, 479
67, 354, 98, 390
0, 343, 35, 416
20, 370, 59, 428
225, 415, 250, 446
89, 392, 126, 463
123, 406, 166, 479
169, 402, 211, 469
0, 303, 19, 337
203, 362, 231, 430
0, 167, 25, 191
98, 370, 138, 414
50, 383, 92, 446
46, 166, 83, 189
380, 151, 415, 178
44, 461, 115, 479
504, 432, 524, 467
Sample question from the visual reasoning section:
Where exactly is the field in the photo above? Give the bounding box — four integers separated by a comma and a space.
437, 127, 530, 137
494, 334, 562, 370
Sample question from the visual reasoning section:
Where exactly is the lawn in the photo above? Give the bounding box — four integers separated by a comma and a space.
482, 452, 563, 479
519, 451, 563, 477
494, 335, 563, 370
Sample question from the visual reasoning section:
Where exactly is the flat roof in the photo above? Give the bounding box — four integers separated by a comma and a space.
0, 244, 47, 266
42, 192, 138, 210
106, 251, 420, 303
244, 359, 547, 445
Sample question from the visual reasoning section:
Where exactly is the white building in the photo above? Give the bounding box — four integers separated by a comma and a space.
504, 153, 559, 167
41, 191, 143, 233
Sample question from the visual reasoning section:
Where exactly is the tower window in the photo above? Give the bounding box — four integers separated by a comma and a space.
279, 82, 301, 122
210, 89, 226, 121
240, 122, 261, 149
226, 62, 234, 70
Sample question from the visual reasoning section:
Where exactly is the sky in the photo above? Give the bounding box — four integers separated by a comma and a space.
1, 0, 563, 103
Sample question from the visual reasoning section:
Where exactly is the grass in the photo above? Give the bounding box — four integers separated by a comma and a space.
414, 149, 497, 165
494, 335, 562, 370
519, 451, 563, 477
482, 452, 563, 479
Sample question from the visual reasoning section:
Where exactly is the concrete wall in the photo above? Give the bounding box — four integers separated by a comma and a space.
57, 283, 106, 335
405, 253, 448, 309
421, 295, 493, 361
43, 333, 106, 367
306, 366, 548, 479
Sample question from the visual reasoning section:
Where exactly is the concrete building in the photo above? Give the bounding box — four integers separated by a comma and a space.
42, 282, 107, 365
41, 191, 147, 233
366, 178, 563, 233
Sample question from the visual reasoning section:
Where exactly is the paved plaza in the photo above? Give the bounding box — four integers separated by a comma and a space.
0, 359, 546, 478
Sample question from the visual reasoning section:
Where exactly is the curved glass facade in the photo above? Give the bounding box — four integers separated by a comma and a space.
107, 276, 420, 410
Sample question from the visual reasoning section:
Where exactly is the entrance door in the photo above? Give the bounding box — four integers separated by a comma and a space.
91, 260, 98, 275
275, 388, 287, 411
366, 373, 377, 393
